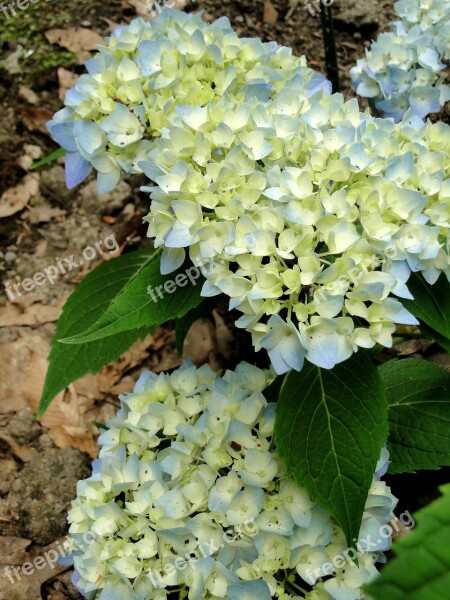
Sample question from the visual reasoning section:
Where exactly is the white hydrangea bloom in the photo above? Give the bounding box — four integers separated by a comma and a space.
144, 90, 450, 373
67, 363, 398, 600
47, 8, 329, 192
351, 0, 450, 121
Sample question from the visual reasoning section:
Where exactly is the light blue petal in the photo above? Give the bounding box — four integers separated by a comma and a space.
376, 94, 410, 122
74, 121, 105, 155
65, 152, 92, 188
160, 247, 186, 274
228, 579, 271, 600
97, 169, 121, 195
409, 86, 441, 119
47, 121, 77, 152
138, 40, 164, 76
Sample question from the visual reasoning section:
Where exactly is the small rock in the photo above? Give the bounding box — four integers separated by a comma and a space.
4, 251, 16, 264
81, 20, 92, 27
18, 85, 39, 106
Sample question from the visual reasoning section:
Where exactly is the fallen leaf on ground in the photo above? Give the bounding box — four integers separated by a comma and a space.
389, 338, 433, 356
19, 106, 53, 133
263, 0, 279, 24
0, 433, 37, 462
0, 538, 68, 600
97, 335, 153, 393
123, 0, 150, 17
23, 350, 115, 456
212, 310, 235, 360
57, 67, 78, 101
25, 205, 66, 224
0, 174, 40, 218
45, 28, 104, 62
0, 300, 65, 328
183, 318, 216, 365
0, 335, 40, 414
428, 352, 450, 372
23, 353, 98, 456
0, 536, 31, 565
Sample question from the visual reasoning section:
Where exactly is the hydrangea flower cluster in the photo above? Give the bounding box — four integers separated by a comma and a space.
143, 90, 450, 373
47, 8, 329, 193
350, 0, 450, 121
66, 362, 397, 600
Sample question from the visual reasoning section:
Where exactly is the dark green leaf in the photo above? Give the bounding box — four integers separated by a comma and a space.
366, 484, 450, 600
275, 353, 388, 547
381, 359, 450, 473
38, 248, 156, 417
60, 257, 203, 344
403, 273, 450, 343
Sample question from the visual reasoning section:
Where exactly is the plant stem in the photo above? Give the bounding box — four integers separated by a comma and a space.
320, 4, 340, 92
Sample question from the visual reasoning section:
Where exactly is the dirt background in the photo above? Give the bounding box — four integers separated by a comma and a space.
0, 1, 449, 598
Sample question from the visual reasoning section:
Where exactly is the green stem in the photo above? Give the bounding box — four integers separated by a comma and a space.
320, 4, 340, 93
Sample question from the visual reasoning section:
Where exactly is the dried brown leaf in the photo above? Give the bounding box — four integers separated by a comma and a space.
183, 318, 216, 365
56, 67, 78, 101
0, 433, 37, 462
19, 107, 53, 133
45, 27, 104, 62
0, 301, 63, 328
263, 0, 279, 24
0, 174, 39, 218
0, 536, 31, 565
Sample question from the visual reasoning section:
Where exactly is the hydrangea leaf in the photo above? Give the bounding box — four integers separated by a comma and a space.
60, 256, 203, 344
274, 352, 388, 547
380, 359, 450, 474
366, 484, 450, 600
38, 248, 158, 417
402, 274, 450, 345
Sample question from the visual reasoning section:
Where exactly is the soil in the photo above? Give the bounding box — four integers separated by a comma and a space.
0, 0, 447, 598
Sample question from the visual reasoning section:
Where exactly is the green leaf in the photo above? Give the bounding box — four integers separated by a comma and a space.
274, 353, 388, 547
380, 359, 450, 474
366, 483, 450, 600
403, 273, 450, 343
60, 257, 204, 344
29, 148, 66, 171
175, 296, 220, 355
38, 248, 157, 417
